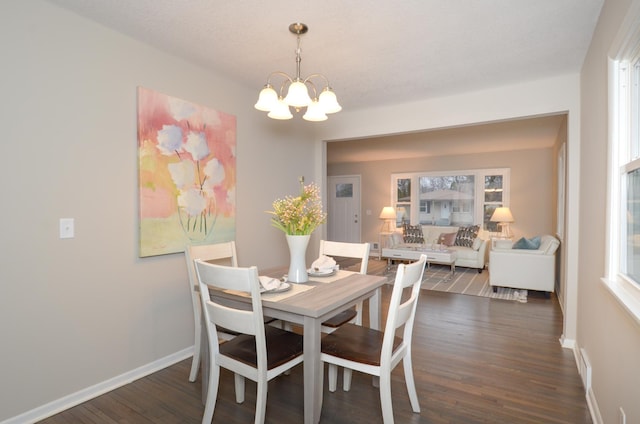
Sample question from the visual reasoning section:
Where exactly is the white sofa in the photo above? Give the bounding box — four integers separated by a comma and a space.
389, 225, 489, 272
489, 234, 560, 295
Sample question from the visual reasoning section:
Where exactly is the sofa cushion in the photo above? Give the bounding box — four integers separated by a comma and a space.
454, 225, 479, 248
402, 223, 424, 243
472, 237, 483, 251
449, 246, 479, 260
513, 236, 541, 250
438, 232, 457, 246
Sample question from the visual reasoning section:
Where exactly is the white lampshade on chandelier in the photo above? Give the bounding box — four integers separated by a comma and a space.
254, 23, 342, 122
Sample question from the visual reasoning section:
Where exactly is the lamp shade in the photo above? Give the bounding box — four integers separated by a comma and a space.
490, 207, 514, 222
303, 100, 328, 121
267, 98, 293, 120
379, 206, 396, 220
254, 85, 278, 111
284, 80, 312, 107
318, 88, 342, 114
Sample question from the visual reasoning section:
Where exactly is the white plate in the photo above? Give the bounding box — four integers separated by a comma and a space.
308, 268, 337, 277
261, 282, 291, 294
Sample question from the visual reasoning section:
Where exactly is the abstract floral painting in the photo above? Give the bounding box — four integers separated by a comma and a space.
137, 87, 236, 257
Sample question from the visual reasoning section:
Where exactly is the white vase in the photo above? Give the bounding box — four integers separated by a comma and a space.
286, 234, 310, 283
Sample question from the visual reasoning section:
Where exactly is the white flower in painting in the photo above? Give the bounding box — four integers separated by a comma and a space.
203, 158, 225, 190
156, 125, 184, 155
168, 160, 195, 190
184, 131, 210, 161
178, 188, 207, 217
168, 98, 197, 121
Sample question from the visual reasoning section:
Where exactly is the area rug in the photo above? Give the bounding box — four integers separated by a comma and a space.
374, 260, 527, 303
336, 257, 527, 302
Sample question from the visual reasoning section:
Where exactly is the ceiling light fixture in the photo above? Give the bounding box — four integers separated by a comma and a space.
254, 23, 341, 122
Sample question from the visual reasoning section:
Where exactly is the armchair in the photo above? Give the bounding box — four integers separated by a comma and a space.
489, 235, 560, 295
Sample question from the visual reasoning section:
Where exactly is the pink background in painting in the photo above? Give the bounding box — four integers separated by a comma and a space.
137, 87, 236, 220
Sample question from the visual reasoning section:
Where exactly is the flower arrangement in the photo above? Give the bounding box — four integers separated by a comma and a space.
268, 178, 327, 235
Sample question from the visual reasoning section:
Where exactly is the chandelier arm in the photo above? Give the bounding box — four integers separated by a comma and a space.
303, 73, 331, 88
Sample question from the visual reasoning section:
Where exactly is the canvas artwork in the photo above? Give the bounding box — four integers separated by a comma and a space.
137, 87, 236, 257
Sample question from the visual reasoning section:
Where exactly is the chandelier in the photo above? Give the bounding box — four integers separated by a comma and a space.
254, 23, 342, 122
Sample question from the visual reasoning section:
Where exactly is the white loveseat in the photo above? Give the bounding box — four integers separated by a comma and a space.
389, 225, 489, 272
489, 234, 560, 295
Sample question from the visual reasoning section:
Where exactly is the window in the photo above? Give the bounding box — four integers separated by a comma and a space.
612, 54, 640, 286
604, 7, 640, 323
391, 168, 509, 229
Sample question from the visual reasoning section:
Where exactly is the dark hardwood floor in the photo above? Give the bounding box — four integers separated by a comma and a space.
39, 265, 591, 423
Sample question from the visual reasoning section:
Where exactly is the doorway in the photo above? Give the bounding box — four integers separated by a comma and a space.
327, 175, 361, 243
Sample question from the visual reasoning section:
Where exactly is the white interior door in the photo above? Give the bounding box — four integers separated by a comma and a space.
327, 175, 361, 243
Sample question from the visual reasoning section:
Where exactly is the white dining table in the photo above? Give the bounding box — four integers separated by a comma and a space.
204, 268, 387, 424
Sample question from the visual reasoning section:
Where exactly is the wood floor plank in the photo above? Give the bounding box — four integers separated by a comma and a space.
37, 261, 591, 423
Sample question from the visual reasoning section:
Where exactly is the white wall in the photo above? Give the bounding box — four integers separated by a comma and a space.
0, 1, 317, 421
579, 0, 640, 422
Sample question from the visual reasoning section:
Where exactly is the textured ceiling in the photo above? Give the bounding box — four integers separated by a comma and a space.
46, 0, 603, 111
44, 0, 601, 161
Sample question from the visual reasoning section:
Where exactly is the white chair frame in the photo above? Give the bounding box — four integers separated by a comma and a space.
320, 254, 426, 424
318, 240, 370, 331
195, 260, 304, 424
184, 242, 238, 383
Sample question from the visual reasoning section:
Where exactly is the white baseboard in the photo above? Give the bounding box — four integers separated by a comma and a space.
586, 386, 603, 424
1, 347, 194, 424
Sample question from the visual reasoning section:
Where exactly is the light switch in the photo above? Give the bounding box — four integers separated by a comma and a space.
60, 218, 74, 239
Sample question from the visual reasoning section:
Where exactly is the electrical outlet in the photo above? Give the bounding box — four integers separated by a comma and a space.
373, 242, 380, 250
59, 218, 74, 239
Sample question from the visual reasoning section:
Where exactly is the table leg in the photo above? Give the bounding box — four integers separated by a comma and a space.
369, 287, 382, 388
303, 316, 323, 424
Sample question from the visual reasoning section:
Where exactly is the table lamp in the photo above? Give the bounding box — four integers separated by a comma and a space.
490, 207, 514, 238
379, 206, 397, 232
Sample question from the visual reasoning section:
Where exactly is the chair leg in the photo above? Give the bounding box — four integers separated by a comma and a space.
379, 372, 394, 424
189, 315, 202, 382
328, 364, 338, 392
234, 373, 245, 403
254, 379, 268, 424
202, 364, 220, 424
343, 367, 353, 391
402, 356, 420, 413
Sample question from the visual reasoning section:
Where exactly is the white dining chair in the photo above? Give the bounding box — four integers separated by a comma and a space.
195, 260, 304, 424
320, 254, 427, 424
184, 242, 239, 383
318, 240, 371, 332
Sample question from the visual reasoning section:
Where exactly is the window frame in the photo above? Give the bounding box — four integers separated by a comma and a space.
390, 168, 510, 230
603, 5, 640, 325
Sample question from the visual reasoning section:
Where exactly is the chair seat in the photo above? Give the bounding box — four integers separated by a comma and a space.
321, 323, 403, 366
321, 308, 358, 328
220, 326, 303, 370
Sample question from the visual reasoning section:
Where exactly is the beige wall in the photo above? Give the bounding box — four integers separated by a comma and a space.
328, 147, 555, 248
579, 0, 640, 422
0, 1, 317, 421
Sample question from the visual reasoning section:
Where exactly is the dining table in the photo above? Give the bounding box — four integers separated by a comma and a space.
203, 267, 388, 424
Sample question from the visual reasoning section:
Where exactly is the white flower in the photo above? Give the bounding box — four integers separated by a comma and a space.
169, 98, 197, 121
203, 158, 225, 190
156, 125, 184, 155
168, 160, 195, 190
178, 188, 207, 216
184, 131, 210, 161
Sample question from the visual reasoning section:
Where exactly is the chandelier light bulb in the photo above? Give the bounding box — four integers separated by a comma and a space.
267, 98, 293, 120
303, 100, 328, 121
254, 84, 278, 111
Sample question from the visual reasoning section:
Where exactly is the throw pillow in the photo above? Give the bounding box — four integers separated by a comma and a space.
454, 225, 480, 248
403, 223, 424, 243
512, 236, 541, 250
472, 236, 483, 251
438, 232, 457, 246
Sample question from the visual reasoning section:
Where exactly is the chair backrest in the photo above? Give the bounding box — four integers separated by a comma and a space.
194, 260, 267, 366
319, 240, 371, 274
185, 241, 238, 292
381, 254, 427, 362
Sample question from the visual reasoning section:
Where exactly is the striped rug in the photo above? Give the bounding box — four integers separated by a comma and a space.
374, 260, 527, 303
339, 258, 527, 302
